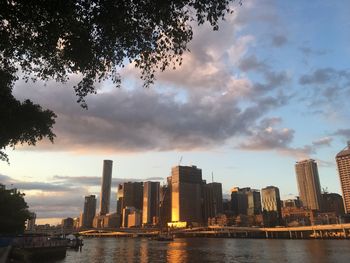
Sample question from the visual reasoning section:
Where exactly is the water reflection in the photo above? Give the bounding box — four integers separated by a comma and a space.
140, 240, 149, 263
167, 240, 188, 263
92, 238, 107, 262
61, 238, 350, 263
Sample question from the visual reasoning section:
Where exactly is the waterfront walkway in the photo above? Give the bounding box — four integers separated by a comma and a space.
79, 223, 350, 239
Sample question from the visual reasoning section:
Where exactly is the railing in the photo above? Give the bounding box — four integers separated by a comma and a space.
12, 237, 68, 249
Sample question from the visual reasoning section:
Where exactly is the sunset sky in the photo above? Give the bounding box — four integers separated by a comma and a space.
1, 0, 350, 224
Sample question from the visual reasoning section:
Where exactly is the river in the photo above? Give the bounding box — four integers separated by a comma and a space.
59, 237, 350, 263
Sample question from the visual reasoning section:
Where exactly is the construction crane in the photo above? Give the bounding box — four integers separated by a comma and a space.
178, 156, 183, 166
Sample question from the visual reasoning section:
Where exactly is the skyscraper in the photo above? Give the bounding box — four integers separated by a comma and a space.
117, 182, 143, 211
82, 195, 96, 228
171, 165, 203, 224
100, 160, 113, 215
142, 181, 160, 225
247, 189, 261, 216
231, 187, 250, 215
336, 142, 350, 214
261, 186, 282, 226
203, 182, 223, 220
159, 183, 171, 227
295, 159, 323, 211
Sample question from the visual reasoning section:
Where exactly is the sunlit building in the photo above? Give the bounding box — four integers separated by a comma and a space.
261, 186, 282, 226
336, 142, 350, 214
171, 165, 203, 225
295, 159, 323, 211
142, 181, 160, 226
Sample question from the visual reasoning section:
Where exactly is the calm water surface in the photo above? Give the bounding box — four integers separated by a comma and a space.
59, 238, 350, 263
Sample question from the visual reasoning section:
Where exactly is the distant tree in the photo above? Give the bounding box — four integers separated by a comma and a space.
0, 0, 241, 162
0, 187, 32, 234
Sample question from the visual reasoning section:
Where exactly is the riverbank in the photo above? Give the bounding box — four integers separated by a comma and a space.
79, 223, 350, 240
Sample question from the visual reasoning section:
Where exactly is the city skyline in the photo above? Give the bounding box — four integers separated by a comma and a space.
1, 0, 350, 224
2, 145, 349, 226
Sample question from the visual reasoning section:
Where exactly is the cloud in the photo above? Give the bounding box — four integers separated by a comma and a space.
1, 173, 164, 219
238, 118, 334, 160
271, 35, 287, 47
238, 117, 295, 150
53, 175, 164, 186
299, 68, 348, 85
333, 129, 350, 139
312, 137, 333, 147
238, 55, 269, 72
0, 174, 75, 192
299, 46, 328, 57
297, 67, 350, 118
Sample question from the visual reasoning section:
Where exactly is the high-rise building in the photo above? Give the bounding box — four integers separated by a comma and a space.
159, 181, 171, 227
61, 217, 74, 233
100, 160, 113, 215
26, 212, 36, 231
261, 186, 282, 226
231, 187, 250, 215
171, 165, 203, 224
117, 182, 143, 211
203, 182, 223, 220
322, 193, 345, 216
117, 182, 143, 226
336, 142, 350, 214
82, 195, 96, 228
247, 189, 261, 216
295, 159, 323, 211
142, 181, 160, 226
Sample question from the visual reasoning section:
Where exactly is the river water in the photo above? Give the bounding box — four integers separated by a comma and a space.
59, 237, 350, 263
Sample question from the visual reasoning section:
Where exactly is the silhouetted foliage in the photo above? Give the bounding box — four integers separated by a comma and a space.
0, 186, 32, 234
0, 0, 240, 161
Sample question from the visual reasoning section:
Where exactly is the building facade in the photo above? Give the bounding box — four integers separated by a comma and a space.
295, 159, 323, 211
159, 182, 171, 227
322, 193, 345, 216
261, 186, 282, 226
100, 160, 113, 215
247, 189, 261, 216
82, 195, 96, 228
203, 182, 223, 221
231, 187, 250, 215
171, 165, 203, 224
336, 142, 350, 214
142, 181, 160, 226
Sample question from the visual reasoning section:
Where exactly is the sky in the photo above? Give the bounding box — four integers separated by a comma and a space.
1, 0, 350, 225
